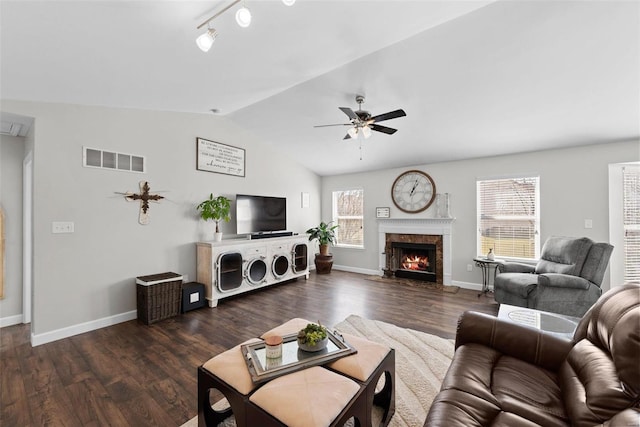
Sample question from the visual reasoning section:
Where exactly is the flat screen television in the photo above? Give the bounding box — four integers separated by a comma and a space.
236, 194, 287, 235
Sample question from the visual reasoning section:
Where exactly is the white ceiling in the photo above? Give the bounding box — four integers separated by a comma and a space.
1, 1, 638, 176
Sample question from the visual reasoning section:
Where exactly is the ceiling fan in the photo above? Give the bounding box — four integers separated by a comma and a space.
314, 95, 407, 140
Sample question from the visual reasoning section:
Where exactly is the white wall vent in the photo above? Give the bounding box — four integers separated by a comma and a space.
83, 146, 145, 173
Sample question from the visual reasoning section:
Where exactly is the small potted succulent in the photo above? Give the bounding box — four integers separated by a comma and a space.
196, 193, 231, 241
297, 322, 328, 352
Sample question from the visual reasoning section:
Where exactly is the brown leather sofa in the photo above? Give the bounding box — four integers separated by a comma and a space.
425, 283, 640, 426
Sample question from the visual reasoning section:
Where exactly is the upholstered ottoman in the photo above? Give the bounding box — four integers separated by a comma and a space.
261, 317, 312, 339
197, 338, 261, 427
246, 366, 367, 427
327, 333, 396, 427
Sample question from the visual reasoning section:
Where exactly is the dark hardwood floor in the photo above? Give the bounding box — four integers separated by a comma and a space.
1, 270, 498, 427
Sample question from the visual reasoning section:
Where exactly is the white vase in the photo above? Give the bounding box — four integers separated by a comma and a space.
214, 232, 223, 242
444, 193, 451, 218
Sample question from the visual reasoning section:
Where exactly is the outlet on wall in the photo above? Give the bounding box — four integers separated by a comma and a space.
467, 264, 473, 272
52, 221, 74, 233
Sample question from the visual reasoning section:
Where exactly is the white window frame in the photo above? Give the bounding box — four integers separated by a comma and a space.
332, 188, 364, 249
476, 175, 540, 261
622, 164, 640, 283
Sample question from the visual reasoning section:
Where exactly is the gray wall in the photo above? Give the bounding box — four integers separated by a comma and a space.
1, 100, 322, 342
2, 97, 638, 343
0, 134, 24, 323
322, 140, 640, 289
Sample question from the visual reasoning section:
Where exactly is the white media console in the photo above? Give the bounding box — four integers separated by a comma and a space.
196, 235, 310, 307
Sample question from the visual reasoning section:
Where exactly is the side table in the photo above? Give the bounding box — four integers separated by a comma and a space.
473, 257, 504, 298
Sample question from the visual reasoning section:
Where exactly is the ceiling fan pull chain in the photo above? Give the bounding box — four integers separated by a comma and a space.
359, 140, 363, 160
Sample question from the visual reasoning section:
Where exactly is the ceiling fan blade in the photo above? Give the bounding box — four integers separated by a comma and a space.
339, 107, 359, 121
369, 109, 406, 123
314, 123, 352, 128
370, 124, 398, 135
343, 133, 352, 140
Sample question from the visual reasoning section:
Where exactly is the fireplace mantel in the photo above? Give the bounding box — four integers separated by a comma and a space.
378, 218, 454, 284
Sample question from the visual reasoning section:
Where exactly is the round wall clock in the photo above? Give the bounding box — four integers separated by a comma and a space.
391, 170, 436, 213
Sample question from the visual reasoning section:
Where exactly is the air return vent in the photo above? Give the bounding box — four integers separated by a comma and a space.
83, 147, 145, 173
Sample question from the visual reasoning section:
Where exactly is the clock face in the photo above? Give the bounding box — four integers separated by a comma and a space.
391, 170, 436, 213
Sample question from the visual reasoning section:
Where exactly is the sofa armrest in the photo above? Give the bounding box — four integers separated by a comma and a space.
454, 311, 573, 371
538, 273, 591, 290
499, 262, 535, 274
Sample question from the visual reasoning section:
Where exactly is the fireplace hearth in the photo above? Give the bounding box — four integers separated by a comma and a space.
383, 232, 443, 284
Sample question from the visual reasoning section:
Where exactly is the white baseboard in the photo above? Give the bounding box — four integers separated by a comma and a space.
0, 314, 24, 328
31, 310, 137, 347
452, 280, 483, 291
333, 265, 380, 276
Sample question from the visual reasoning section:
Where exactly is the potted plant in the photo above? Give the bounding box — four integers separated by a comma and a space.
297, 322, 328, 352
196, 193, 231, 241
306, 221, 339, 274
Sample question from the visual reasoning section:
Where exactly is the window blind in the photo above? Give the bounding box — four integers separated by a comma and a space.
477, 177, 539, 259
623, 165, 640, 283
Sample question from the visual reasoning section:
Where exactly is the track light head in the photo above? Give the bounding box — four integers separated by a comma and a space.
196, 28, 218, 52
235, 6, 252, 27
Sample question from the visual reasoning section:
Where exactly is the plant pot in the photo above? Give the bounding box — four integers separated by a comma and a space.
214, 232, 223, 242
314, 253, 333, 274
319, 244, 330, 256
297, 336, 328, 352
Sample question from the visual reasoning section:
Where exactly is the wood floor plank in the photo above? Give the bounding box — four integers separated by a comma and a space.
63, 377, 129, 426
0, 271, 498, 426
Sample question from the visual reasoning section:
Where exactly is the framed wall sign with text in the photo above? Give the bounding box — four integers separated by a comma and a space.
376, 207, 390, 218
196, 137, 245, 177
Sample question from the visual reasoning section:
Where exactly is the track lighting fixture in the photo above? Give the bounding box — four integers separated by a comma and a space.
196, 27, 218, 52
196, 0, 294, 52
235, 5, 252, 28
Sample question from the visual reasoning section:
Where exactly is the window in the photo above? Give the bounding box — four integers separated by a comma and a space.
332, 189, 364, 248
623, 165, 640, 283
477, 176, 540, 259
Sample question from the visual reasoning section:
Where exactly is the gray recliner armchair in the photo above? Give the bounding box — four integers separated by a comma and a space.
494, 236, 613, 317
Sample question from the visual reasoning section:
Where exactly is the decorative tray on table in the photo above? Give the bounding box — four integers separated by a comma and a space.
240, 329, 356, 384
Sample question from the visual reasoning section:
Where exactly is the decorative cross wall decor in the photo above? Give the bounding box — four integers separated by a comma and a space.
121, 181, 164, 225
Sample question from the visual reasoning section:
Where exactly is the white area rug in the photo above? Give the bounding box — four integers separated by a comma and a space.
181, 314, 454, 427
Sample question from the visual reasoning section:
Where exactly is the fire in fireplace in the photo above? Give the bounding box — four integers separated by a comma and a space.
401, 253, 429, 271
390, 242, 437, 282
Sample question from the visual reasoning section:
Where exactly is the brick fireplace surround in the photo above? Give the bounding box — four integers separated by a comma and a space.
377, 218, 454, 285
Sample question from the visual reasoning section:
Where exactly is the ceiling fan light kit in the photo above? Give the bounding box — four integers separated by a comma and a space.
196, 0, 294, 51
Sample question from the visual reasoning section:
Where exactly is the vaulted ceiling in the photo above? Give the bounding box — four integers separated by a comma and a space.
2, 1, 638, 175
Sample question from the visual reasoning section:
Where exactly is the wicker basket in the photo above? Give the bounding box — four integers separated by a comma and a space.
136, 272, 183, 325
